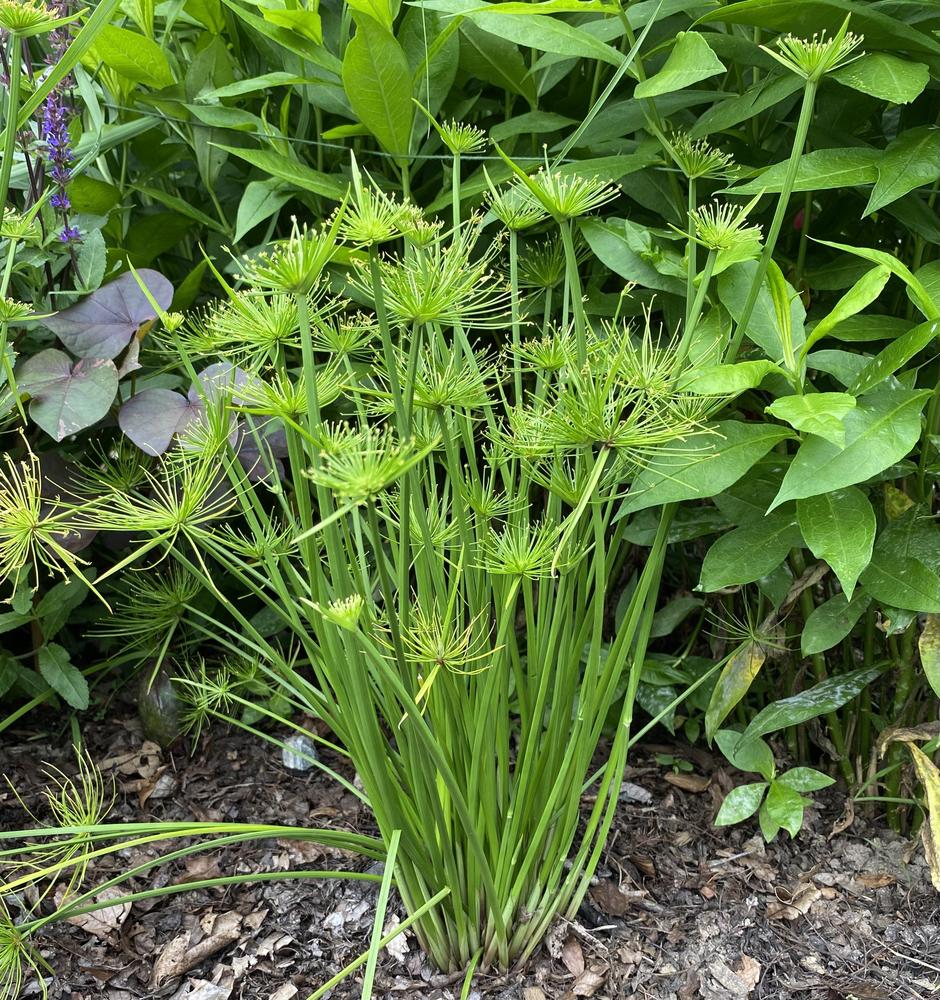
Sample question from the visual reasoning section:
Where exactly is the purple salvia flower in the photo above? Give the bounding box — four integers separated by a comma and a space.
37, 0, 80, 245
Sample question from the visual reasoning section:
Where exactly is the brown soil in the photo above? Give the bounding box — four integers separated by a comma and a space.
2, 715, 939, 1000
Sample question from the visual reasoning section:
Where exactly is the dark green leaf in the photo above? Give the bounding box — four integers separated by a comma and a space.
700, 509, 802, 591
38, 643, 89, 710
770, 389, 931, 508
740, 665, 882, 744
620, 421, 792, 515
797, 487, 875, 598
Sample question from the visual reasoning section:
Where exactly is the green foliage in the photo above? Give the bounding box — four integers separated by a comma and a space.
2, 0, 940, 985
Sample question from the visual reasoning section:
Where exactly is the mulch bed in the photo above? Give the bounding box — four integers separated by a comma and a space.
2, 713, 939, 1000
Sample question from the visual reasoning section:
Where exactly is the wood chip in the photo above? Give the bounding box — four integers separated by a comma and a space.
664, 772, 710, 793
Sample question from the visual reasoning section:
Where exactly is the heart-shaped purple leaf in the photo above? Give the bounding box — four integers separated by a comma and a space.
17, 349, 119, 441
44, 269, 174, 360
119, 388, 201, 456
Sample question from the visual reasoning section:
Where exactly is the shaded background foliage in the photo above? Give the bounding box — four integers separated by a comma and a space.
1, 0, 939, 843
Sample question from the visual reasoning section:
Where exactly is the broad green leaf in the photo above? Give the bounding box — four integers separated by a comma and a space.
689, 73, 801, 138
805, 349, 869, 387
221, 0, 340, 70
17, 350, 119, 442
459, 21, 537, 106
491, 111, 577, 143
802, 547, 861, 624
777, 767, 835, 793
800, 265, 892, 357
815, 240, 939, 321
906, 744, 940, 891
714, 458, 787, 524
36, 574, 91, 641
700, 509, 801, 591
619, 421, 791, 515
876, 507, 940, 573
38, 643, 89, 710
860, 552, 940, 613
770, 389, 932, 509
831, 52, 929, 105
695, 0, 940, 60
201, 73, 310, 100
718, 260, 805, 362
797, 487, 874, 598
85, 24, 176, 88
740, 665, 882, 745
826, 315, 912, 344
848, 319, 940, 396
766, 392, 856, 447
650, 596, 704, 638
420, 0, 624, 66
920, 614, 940, 700
212, 144, 346, 200
730, 148, 881, 195
347, 0, 394, 30
764, 781, 805, 837
679, 360, 782, 394
342, 15, 413, 160
705, 642, 766, 742
634, 31, 726, 98
235, 179, 293, 242
865, 127, 940, 216
715, 782, 768, 826
260, 6, 322, 43
715, 729, 775, 779
580, 219, 685, 295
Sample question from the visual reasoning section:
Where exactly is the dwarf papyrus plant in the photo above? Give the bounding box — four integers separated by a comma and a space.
1, 172, 718, 984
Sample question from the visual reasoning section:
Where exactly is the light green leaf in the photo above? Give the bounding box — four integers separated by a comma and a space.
800, 265, 891, 357
718, 260, 806, 362
420, 0, 624, 65
678, 360, 782, 394
814, 240, 939, 321
860, 552, 940, 613
212, 144, 346, 200
715, 729, 775, 780
729, 148, 881, 195
705, 642, 767, 742
777, 767, 836, 793
85, 24, 176, 88
831, 52, 929, 105
715, 782, 768, 826
699, 508, 801, 591
766, 392, 857, 447
865, 127, 940, 216
260, 6, 322, 42
347, 0, 394, 30
740, 665, 882, 745
770, 389, 931, 509
635, 31, 726, 98
848, 319, 940, 396
38, 643, 89, 710
920, 614, 940, 701
580, 219, 685, 295
620, 421, 792, 515
342, 15, 414, 160
764, 781, 805, 837
797, 487, 874, 599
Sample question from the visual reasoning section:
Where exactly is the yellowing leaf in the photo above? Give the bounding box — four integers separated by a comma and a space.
906, 744, 940, 892
920, 614, 940, 701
